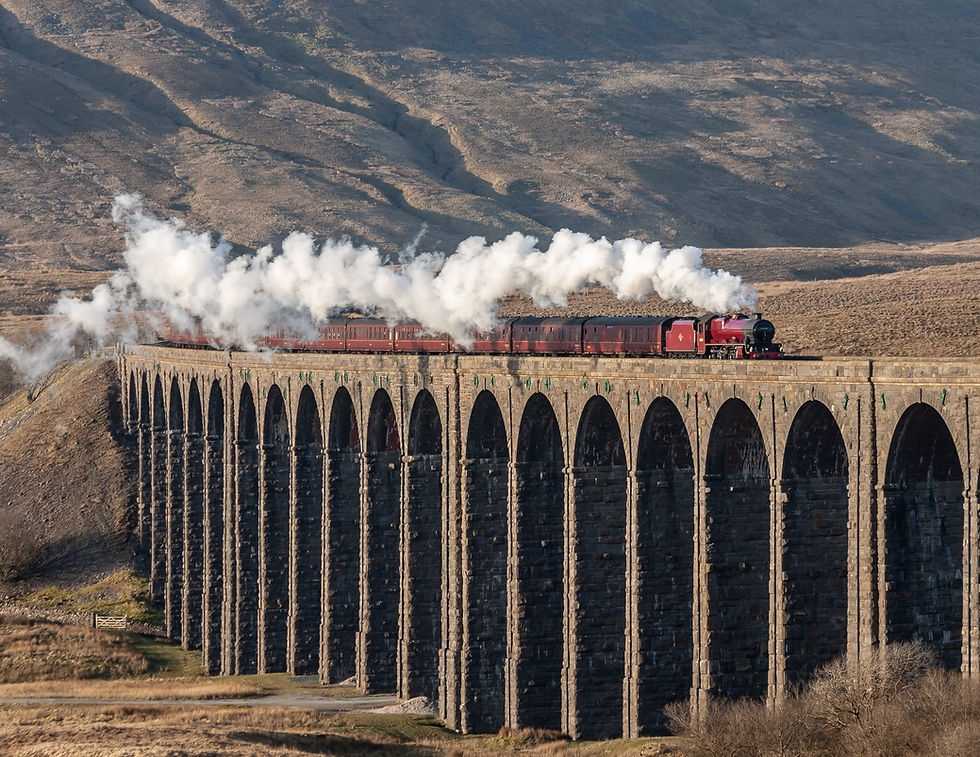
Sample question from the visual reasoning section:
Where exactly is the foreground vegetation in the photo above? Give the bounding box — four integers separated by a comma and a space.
4, 609, 980, 755
671, 643, 980, 757
0, 706, 678, 756
0, 615, 150, 683
0, 615, 669, 754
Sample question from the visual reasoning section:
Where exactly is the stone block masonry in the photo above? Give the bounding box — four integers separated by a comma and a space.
321, 451, 360, 684
119, 347, 980, 739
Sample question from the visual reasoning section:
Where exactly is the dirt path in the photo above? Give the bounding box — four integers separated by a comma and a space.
0, 691, 399, 711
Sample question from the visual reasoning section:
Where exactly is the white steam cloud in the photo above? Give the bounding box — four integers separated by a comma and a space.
0, 194, 757, 381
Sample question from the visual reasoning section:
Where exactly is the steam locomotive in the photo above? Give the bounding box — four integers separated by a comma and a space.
161, 313, 781, 359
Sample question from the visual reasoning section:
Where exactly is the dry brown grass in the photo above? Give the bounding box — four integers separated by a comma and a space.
0, 706, 442, 756
0, 616, 148, 683
0, 676, 268, 701
0, 358, 130, 589
0, 704, 679, 756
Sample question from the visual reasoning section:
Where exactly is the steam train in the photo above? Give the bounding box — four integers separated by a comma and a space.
161, 313, 781, 359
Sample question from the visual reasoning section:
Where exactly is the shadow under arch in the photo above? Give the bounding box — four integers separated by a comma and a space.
781, 401, 848, 686
128, 372, 138, 430
403, 389, 444, 702
150, 376, 167, 602
360, 388, 401, 693
571, 395, 627, 740
635, 397, 694, 733
291, 385, 323, 676
124, 372, 139, 542
322, 386, 361, 684
885, 403, 964, 670
137, 375, 151, 557
461, 390, 509, 732
203, 379, 225, 675
166, 377, 185, 640
514, 393, 565, 731
235, 384, 260, 675
705, 398, 770, 700
182, 379, 205, 651
261, 385, 290, 673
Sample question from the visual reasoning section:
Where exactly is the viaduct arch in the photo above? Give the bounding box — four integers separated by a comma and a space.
121, 348, 980, 739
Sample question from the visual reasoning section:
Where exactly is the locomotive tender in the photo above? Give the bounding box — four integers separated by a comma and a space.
162, 313, 781, 359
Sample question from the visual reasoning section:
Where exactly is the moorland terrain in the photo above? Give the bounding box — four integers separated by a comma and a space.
2, 1, 980, 358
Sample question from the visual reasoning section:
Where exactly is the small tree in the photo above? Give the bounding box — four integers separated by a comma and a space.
808, 642, 934, 734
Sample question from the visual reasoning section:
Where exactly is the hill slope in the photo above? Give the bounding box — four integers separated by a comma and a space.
0, 358, 131, 583
1, 0, 979, 289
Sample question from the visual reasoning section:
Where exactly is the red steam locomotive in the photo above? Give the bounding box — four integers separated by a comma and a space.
161, 313, 781, 359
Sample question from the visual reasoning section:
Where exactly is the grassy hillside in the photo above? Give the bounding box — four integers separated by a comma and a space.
0, 358, 131, 585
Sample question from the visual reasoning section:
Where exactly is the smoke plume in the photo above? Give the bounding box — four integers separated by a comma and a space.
0, 194, 757, 381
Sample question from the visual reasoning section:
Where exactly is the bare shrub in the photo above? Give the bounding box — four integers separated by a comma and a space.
664, 699, 694, 735
670, 643, 980, 757
670, 696, 832, 757
926, 719, 980, 757
808, 641, 934, 734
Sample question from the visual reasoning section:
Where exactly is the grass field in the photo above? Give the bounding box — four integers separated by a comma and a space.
0, 613, 681, 754
0, 705, 681, 755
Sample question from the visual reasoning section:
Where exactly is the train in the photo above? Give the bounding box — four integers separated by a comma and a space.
160, 312, 782, 359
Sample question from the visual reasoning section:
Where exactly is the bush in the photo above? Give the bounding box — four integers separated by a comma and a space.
670, 696, 832, 757
808, 641, 935, 732
672, 642, 980, 757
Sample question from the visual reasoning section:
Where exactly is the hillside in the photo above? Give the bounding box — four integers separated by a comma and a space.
0, 358, 131, 585
1, 1, 980, 294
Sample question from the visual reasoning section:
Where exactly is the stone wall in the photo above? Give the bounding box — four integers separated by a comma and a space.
322, 451, 360, 684
359, 451, 401, 693
203, 430, 224, 675
165, 425, 184, 640
234, 436, 260, 675
462, 459, 509, 732
291, 444, 323, 675
182, 429, 205, 650
403, 454, 443, 701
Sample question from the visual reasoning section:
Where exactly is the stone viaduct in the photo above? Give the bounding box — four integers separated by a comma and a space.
118, 344, 980, 739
